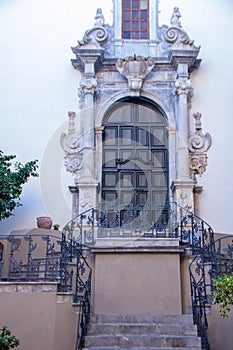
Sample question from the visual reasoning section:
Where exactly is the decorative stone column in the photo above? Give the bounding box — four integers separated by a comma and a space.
65, 8, 110, 216
172, 63, 196, 210
95, 126, 104, 184
75, 77, 98, 214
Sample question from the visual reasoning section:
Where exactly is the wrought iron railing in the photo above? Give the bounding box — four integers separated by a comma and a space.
189, 235, 233, 350
62, 212, 93, 350
1, 204, 229, 350
74, 246, 92, 350
61, 203, 218, 349
0, 233, 70, 285
62, 203, 215, 250
0, 229, 92, 349
175, 204, 215, 254
0, 232, 91, 295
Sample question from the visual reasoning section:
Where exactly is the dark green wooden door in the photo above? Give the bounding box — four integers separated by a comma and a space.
101, 100, 169, 228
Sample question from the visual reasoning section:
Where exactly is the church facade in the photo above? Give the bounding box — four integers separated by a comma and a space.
0, 1, 233, 350
61, 0, 211, 230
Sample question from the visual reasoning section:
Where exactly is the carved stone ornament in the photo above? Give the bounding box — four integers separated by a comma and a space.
116, 56, 155, 94
64, 155, 83, 173
170, 7, 182, 28
162, 7, 194, 46
175, 77, 193, 96
189, 112, 212, 177
74, 8, 109, 49
60, 112, 84, 174
79, 78, 97, 96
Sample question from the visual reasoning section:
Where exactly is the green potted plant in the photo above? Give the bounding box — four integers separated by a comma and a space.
0, 326, 19, 349
212, 274, 233, 318
52, 223, 60, 231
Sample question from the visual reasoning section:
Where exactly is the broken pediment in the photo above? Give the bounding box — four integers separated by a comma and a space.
72, 8, 110, 51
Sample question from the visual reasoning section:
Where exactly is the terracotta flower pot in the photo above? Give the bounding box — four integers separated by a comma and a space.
37, 216, 52, 229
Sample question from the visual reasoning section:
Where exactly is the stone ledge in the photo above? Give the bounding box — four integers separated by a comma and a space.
91, 239, 185, 254
0, 281, 58, 293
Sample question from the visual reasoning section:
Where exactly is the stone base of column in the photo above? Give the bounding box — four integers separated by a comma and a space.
77, 182, 98, 214
68, 185, 79, 218
171, 178, 197, 211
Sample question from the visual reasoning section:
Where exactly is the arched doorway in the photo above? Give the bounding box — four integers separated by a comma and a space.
101, 98, 169, 231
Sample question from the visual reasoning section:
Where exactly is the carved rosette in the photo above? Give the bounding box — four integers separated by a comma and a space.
189, 112, 212, 177
60, 112, 84, 174
116, 56, 155, 95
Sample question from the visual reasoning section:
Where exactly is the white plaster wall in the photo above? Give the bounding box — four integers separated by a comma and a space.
0, 0, 232, 234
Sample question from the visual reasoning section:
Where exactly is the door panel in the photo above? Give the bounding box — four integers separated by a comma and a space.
102, 101, 168, 228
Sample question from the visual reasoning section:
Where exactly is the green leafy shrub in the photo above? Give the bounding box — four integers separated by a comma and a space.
0, 151, 38, 221
0, 326, 19, 349
212, 274, 233, 318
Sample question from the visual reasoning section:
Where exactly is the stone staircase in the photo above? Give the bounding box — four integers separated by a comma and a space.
83, 314, 202, 350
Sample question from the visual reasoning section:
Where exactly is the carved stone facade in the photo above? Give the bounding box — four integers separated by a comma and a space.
61, 1, 211, 218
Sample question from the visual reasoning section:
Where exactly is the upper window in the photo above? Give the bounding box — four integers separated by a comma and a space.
122, 0, 149, 39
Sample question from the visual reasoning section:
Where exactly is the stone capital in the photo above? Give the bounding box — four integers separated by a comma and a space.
174, 77, 193, 96
79, 77, 97, 96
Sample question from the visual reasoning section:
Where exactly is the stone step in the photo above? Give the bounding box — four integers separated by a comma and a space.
83, 348, 202, 350
85, 335, 202, 348
83, 314, 202, 350
90, 314, 194, 325
88, 323, 197, 336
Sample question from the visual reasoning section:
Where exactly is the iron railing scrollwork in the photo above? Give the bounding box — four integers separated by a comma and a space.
0, 230, 92, 350
63, 209, 94, 350
189, 235, 233, 350
74, 247, 92, 350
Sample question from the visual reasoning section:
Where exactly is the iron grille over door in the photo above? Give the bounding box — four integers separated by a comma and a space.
101, 99, 169, 230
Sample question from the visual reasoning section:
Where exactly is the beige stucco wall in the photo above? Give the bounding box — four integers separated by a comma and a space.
93, 252, 182, 314
0, 283, 78, 350
55, 293, 78, 350
180, 251, 194, 314
207, 305, 233, 350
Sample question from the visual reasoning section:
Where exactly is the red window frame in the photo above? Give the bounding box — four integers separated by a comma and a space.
122, 0, 149, 40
